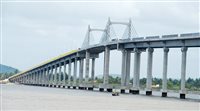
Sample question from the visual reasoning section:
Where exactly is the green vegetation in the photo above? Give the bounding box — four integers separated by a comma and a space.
94, 76, 200, 91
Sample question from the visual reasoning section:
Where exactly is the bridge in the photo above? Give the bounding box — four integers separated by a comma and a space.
8, 18, 200, 99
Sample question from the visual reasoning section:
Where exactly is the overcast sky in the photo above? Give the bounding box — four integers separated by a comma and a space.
1, 0, 200, 79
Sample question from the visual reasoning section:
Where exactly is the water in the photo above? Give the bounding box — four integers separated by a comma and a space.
1, 84, 199, 110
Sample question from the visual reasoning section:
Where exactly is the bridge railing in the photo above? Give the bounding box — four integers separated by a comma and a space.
180, 32, 200, 37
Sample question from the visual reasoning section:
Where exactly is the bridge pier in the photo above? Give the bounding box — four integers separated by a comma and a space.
161, 48, 169, 97
36, 71, 39, 86
131, 48, 141, 94
45, 67, 49, 87
73, 58, 78, 89
57, 63, 61, 88
78, 59, 84, 89
121, 49, 131, 93
99, 46, 112, 92
89, 58, 95, 90
85, 50, 90, 86
146, 48, 154, 95
84, 50, 93, 89
40, 69, 43, 86
62, 61, 67, 88
54, 65, 58, 88
68, 59, 72, 88
41, 67, 45, 86
180, 47, 188, 99
49, 65, 54, 87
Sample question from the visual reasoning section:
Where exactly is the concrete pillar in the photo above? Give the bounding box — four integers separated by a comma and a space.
22, 75, 24, 84
180, 47, 188, 99
28, 74, 31, 84
33, 72, 35, 85
121, 50, 126, 87
42, 68, 45, 86
36, 71, 38, 85
40, 70, 43, 85
146, 48, 154, 95
79, 59, 84, 84
54, 65, 57, 87
121, 49, 131, 93
73, 58, 77, 88
63, 61, 67, 88
37, 71, 40, 85
32, 72, 35, 85
125, 50, 131, 86
36, 70, 40, 85
49, 66, 54, 86
103, 46, 110, 85
85, 51, 90, 83
161, 47, 169, 97
91, 58, 95, 85
58, 62, 62, 87
68, 59, 72, 88
34, 72, 37, 85
29, 74, 31, 84
40, 70, 43, 86
132, 48, 141, 94
44, 68, 48, 86
46, 67, 49, 87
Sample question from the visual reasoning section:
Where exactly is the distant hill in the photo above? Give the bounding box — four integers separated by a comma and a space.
0, 64, 19, 74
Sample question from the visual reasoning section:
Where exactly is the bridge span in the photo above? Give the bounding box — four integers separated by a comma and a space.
8, 19, 200, 99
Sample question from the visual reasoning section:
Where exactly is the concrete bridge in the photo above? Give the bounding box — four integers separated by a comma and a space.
8, 18, 200, 99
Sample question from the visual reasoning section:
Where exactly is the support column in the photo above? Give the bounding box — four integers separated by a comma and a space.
180, 47, 188, 99
103, 46, 110, 85
121, 50, 126, 88
120, 50, 131, 93
131, 48, 141, 94
73, 58, 77, 89
58, 62, 62, 88
125, 50, 131, 86
85, 51, 90, 83
36, 71, 39, 85
40, 70, 43, 86
68, 59, 72, 88
28, 73, 31, 85
33, 72, 35, 85
42, 68, 46, 86
46, 67, 49, 87
88, 58, 95, 90
49, 65, 54, 87
161, 47, 169, 97
54, 65, 57, 87
39, 70, 42, 86
63, 61, 67, 88
91, 58, 95, 85
79, 59, 84, 89
146, 48, 154, 95
102, 46, 111, 92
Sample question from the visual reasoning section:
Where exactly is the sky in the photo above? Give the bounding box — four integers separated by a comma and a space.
1, 0, 200, 79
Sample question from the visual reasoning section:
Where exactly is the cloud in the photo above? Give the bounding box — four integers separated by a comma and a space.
2, 1, 199, 78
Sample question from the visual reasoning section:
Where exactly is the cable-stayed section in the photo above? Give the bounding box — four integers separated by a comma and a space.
83, 18, 139, 49
131, 22, 139, 38
81, 30, 89, 49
